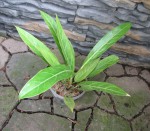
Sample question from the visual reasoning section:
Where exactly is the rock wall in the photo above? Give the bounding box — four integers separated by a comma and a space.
0, 0, 150, 68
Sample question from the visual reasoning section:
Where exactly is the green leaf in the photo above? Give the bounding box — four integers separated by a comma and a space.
88, 55, 119, 78
64, 96, 75, 112
56, 15, 75, 71
79, 81, 130, 96
19, 65, 73, 99
16, 26, 60, 66
81, 23, 131, 70
74, 58, 99, 82
40, 11, 65, 62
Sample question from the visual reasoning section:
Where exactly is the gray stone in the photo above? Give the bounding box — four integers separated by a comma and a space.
62, 0, 109, 8
89, 72, 106, 82
0, 8, 19, 17
75, 91, 98, 109
101, 0, 136, 10
107, 76, 150, 119
18, 99, 51, 112
77, 8, 113, 23
125, 66, 139, 75
115, 11, 138, 23
53, 98, 74, 118
41, 0, 78, 10
75, 109, 91, 131
132, 106, 150, 131
132, 10, 148, 22
140, 70, 150, 83
75, 55, 86, 69
0, 36, 5, 44
97, 94, 114, 112
0, 71, 11, 85
5, 0, 39, 7
2, 39, 28, 53
105, 64, 124, 76
40, 3, 76, 17
6, 52, 47, 91
0, 46, 9, 70
137, 4, 150, 15
78, 41, 95, 48
3, 111, 72, 131
89, 109, 131, 131
0, 86, 18, 126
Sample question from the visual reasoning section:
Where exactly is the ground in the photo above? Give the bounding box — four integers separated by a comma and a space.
0, 37, 150, 131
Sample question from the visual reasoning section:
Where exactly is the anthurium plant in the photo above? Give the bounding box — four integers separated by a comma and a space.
16, 11, 131, 112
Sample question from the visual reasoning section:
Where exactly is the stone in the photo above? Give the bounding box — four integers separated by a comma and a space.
51, 48, 64, 64
89, 72, 106, 82
53, 98, 74, 118
89, 109, 131, 131
1, 39, 28, 53
88, 26, 108, 37
111, 43, 150, 57
75, 109, 91, 131
107, 77, 150, 119
125, 66, 139, 75
119, 57, 150, 68
75, 55, 86, 69
6, 52, 47, 91
0, 8, 19, 17
0, 36, 5, 44
5, 0, 39, 7
137, 4, 150, 14
74, 17, 114, 30
0, 86, 18, 126
78, 41, 95, 48
0, 46, 9, 70
41, 0, 78, 10
76, 8, 113, 23
105, 64, 124, 76
22, 21, 86, 42
0, 71, 11, 85
140, 70, 150, 83
132, 10, 148, 22
40, 3, 76, 17
3, 111, 72, 131
132, 106, 150, 131
18, 99, 51, 112
97, 94, 114, 112
101, 0, 136, 10
75, 91, 98, 109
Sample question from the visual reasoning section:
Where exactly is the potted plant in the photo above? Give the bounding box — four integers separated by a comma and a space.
16, 11, 131, 112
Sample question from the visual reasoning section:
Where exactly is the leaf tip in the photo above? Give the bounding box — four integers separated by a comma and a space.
126, 93, 130, 97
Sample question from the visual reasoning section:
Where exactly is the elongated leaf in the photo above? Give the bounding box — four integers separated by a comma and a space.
56, 15, 75, 71
88, 55, 119, 78
16, 26, 60, 66
78, 81, 130, 96
81, 23, 131, 70
74, 59, 99, 82
40, 11, 65, 61
19, 65, 73, 99
64, 96, 75, 112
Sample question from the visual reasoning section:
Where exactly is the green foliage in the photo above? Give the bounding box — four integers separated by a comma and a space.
19, 65, 73, 99
75, 58, 99, 82
16, 26, 60, 66
81, 23, 131, 70
16, 10, 132, 112
78, 81, 130, 96
64, 96, 75, 112
88, 55, 119, 78
56, 15, 75, 71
